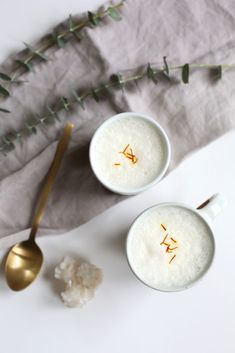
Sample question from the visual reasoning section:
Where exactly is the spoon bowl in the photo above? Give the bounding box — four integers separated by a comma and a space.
5, 240, 43, 291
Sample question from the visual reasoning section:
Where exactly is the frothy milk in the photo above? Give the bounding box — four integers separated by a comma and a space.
90, 115, 168, 193
127, 205, 214, 291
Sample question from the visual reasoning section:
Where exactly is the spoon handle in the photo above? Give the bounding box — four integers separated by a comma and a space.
29, 122, 74, 240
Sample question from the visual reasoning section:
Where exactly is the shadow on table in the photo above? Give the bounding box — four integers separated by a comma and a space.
0, 251, 11, 292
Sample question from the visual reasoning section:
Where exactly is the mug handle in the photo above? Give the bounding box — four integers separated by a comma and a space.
196, 193, 227, 223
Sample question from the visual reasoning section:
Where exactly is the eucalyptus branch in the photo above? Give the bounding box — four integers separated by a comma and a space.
0, 1, 125, 112
0, 57, 234, 153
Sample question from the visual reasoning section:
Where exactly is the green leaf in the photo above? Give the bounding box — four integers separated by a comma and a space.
0, 85, 10, 97
57, 36, 66, 48
0, 72, 11, 81
47, 105, 55, 116
108, 7, 122, 21
25, 122, 37, 134
111, 73, 123, 88
72, 89, 85, 109
2, 136, 15, 150
0, 107, 11, 113
23, 42, 49, 61
163, 56, 169, 75
47, 105, 60, 120
88, 11, 100, 26
39, 117, 47, 124
91, 88, 100, 102
15, 132, 22, 140
68, 15, 82, 41
72, 31, 82, 41
147, 63, 154, 78
16, 59, 34, 72
182, 63, 189, 84
53, 31, 66, 48
69, 14, 74, 31
216, 65, 222, 79
61, 97, 70, 111
162, 56, 171, 80
147, 63, 158, 84
31, 126, 37, 134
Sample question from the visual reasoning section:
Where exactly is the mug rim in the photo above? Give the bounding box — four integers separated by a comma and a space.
126, 201, 216, 292
89, 112, 171, 195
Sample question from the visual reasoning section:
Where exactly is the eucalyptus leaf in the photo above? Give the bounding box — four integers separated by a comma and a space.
216, 65, 222, 79
11, 79, 27, 84
88, 11, 100, 26
69, 14, 74, 31
2, 136, 15, 150
61, 97, 70, 111
16, 59, 34, 72
46, 105, 59, 120
108, 7, 122, 21
111, 73, 123, 88
25, 122, 37, 134
182, 63, 189, 84
24, 42, 49, 61
31, 126, 37, 134
0, 85, 10, 97
57, 36, 66, 48
163, 56, 169, 75
147, 63, 158, 84
0, 107, 11, 113
15, 132, 22, 140
48, 105, 54, 114
53, 31, 66, 48
91, 88, 100, 102
0, 73, 12, 81
72, 89, 85, 109
39, 117, 47, 124
161, 71, 171, 81
72, 31, 82, 41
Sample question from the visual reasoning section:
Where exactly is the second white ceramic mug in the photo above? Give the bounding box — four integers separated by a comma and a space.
126, 193, 227, 292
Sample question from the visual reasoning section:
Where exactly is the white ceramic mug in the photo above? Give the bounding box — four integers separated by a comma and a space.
126, 194, 226, 292
89, 112, 171, 195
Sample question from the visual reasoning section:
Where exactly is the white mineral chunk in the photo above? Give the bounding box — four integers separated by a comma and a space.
55, 256, 103, 308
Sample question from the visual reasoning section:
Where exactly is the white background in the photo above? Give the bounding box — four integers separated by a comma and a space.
0, 1, 235, 353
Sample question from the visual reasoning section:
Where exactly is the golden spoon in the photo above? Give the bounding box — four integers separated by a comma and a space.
5, 122, 74, 291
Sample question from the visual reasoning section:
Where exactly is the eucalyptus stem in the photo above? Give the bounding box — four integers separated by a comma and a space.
1, 58, 233, 153
0, 1, 125, 109
24, 1, 124, 65
168, 63, 235, 70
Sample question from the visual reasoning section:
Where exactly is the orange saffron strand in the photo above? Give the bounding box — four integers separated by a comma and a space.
119, 144, 138, 165
126, 152, 134, 158
120, 144, 130, 155
126, 154, 134, 160
161, 224, 167, 231
170, 237, 177, 243
166, 246, 178, 253
114, 163, 121, 166
160, 234, 168, 245
169, 255, 176, 264
123, 144, 130, 154
130, 148, 134, 162
132, 156, 138, 164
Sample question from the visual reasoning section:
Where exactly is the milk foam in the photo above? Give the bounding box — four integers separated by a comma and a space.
91, 116, 167, 191
127, 205, 214, 291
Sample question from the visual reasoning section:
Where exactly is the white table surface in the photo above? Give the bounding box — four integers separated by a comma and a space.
0, 1, 235, 353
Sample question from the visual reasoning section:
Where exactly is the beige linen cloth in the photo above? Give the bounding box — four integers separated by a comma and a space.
0, 0, 234, 248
